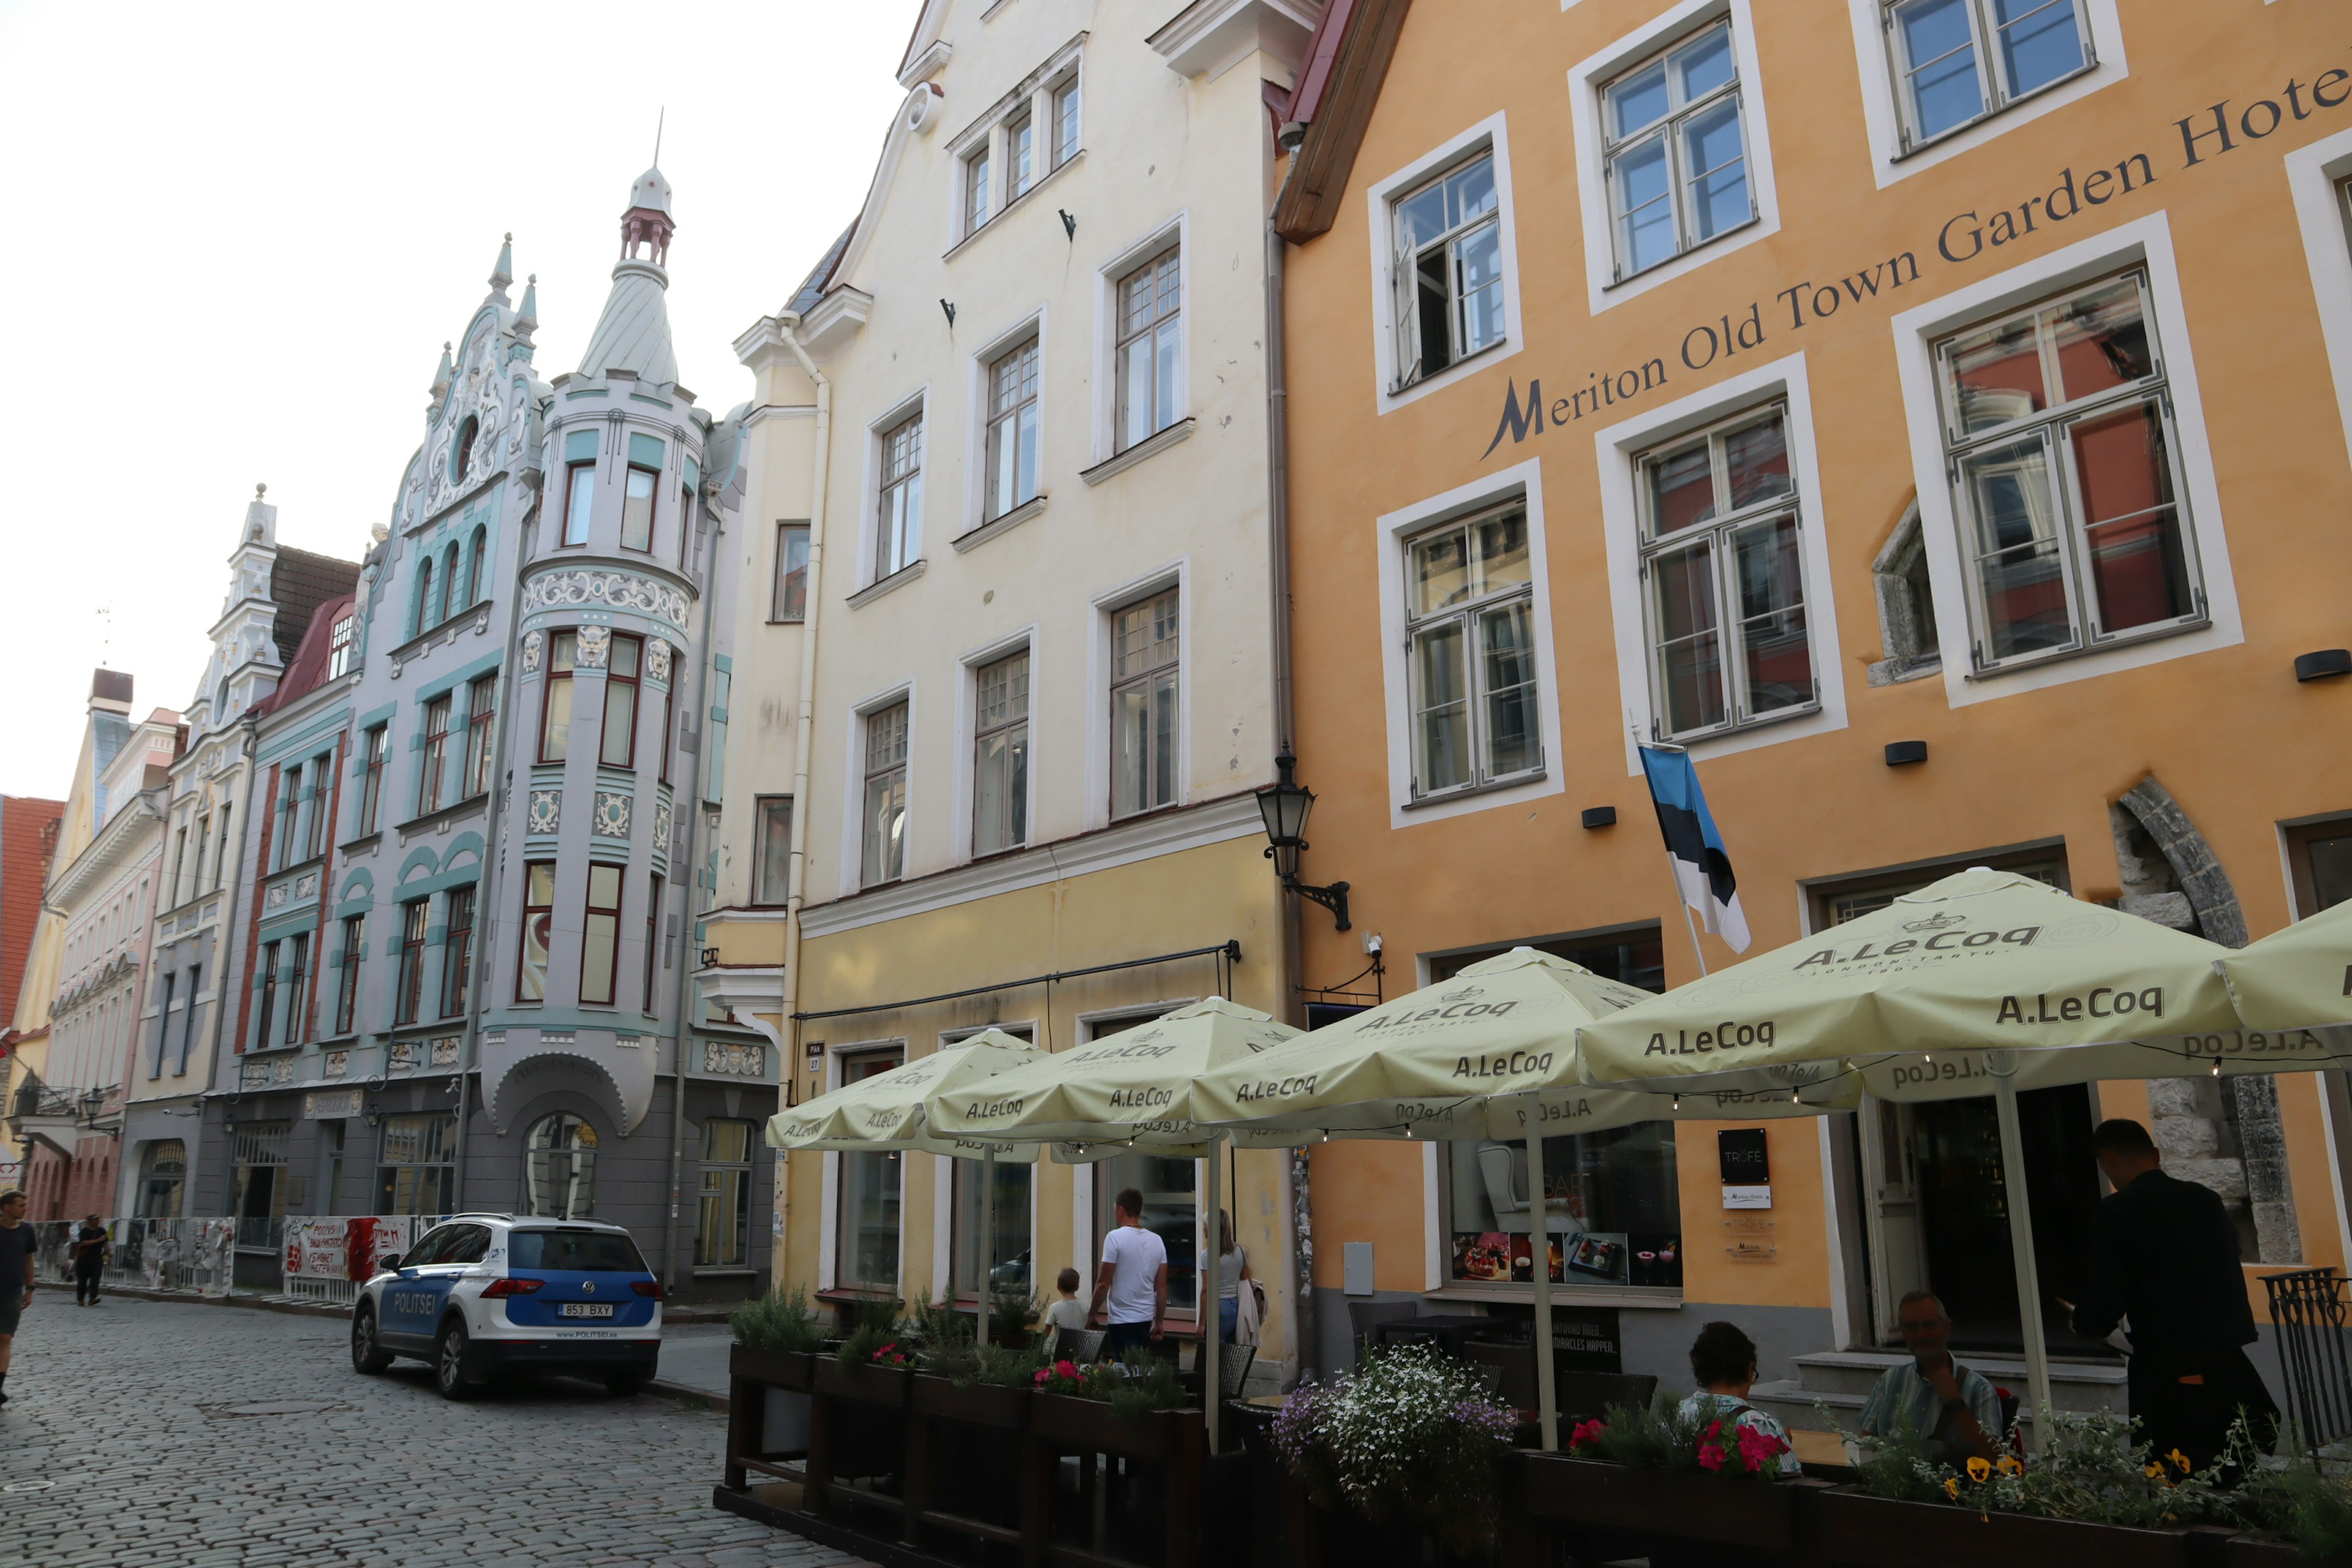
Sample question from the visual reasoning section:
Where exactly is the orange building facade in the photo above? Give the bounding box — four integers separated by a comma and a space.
1271, 0, 2352, 1405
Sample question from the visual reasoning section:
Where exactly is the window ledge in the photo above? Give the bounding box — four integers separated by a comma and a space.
1655, 701, 1822, 748
1389, 337, 1510, 399
848, 559, 927, 611
953, 494, 1047, 553
1889, 64, 2100, 164
268, 851, 330, 882
1604, 214, 1762, 293
1082, 418, 1195, 486
1422, 1283, 1686, 1310
942, 152, 1086, 262
1963, 618, 2209, 682
337, 831, 383, 856
1864, 652, 1942, 688
692, 1265, 758, 1278
396, 793, 490, 839
1403, 768, 1547, 813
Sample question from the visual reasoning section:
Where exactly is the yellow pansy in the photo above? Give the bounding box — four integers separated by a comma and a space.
1945, 1477, 1961, 1499
1997, 1456, 2023, 1476
2168, 1449, 2192, 1473
2145, 1463, 2166, 1479
1967, 1457, 1992, 1482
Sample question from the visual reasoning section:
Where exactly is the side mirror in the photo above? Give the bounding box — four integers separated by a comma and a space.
376, 1253, 402, 1273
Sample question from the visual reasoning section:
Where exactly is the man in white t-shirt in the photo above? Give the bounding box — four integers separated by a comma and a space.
1090, 1186, 1167, 1359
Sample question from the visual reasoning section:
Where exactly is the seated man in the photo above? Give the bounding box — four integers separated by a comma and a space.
1858, 1291, 2004, 1463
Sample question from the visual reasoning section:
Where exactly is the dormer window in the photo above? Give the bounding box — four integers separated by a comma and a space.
453, 417, 479, 484
327, 614, 355, 679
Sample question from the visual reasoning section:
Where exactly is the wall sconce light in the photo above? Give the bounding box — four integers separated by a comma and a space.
1581, 807, 1617, 829
2294, 649, 2351, 682
1255, 749, 1351, 931
1885, 741, 1928, 766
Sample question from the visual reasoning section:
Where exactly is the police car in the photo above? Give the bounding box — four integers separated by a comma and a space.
349, 1213, 663, 1400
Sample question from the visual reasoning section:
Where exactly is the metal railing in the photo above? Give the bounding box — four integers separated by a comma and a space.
2265, 1266, 2352, 1447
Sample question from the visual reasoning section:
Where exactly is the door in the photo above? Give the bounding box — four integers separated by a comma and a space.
1859, 1098, 1928, 1344
377, 1223, 484, 1346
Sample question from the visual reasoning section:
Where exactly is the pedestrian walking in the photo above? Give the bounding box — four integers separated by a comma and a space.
72, 1214, 107, 1306
1087, 1188, 1166, 1360
0, 1189, 35, 1406
2062, 1118, 2280, 1471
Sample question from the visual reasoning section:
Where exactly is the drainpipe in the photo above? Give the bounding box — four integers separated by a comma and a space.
1264, 218, 1315, 1382
772, 311, 833, 1267
663, 461, 726, 1292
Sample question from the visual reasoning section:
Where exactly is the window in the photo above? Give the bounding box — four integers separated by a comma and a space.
754, 796, 794, 905
1110, 591, 1179, 818
463, 676, 496, 799
328, 614, 355, 679
952, 1155, 1032, 1300
1007, 111, 1035, 203
1935, 271, 2200, 670
524, 1112, 598, 1219
679, 457, 699, 570
419, 695, 453, 815
283, 932, 310, 1046
964, 143, 993, 235
1392, 151, 1504, 389
304, 753, 330, 859
274, 764, 301, 871
835, 1049, 903, 1291
1115, 248, 1183, 453
696, 1119, 756, 1268
1604, 22, 1753, 280
394, 900, 428, 1026
466, 525, 486, 607
772, 523, 810, 622
580, 863, 624, 1006
440, 545, 458, 624
540, 631, 577, 762
1883, 0, 2089, 150
453, 415, 478, 483
1052, 77, 1081, 168
876, 413, 924, 580
984, 339, 1041, 521
375, 1113, 456, 1215
334, 914, 364, 1035
230, 1121, 290, 1232
1637, 405, 1815, 739
137, 1139, 185, 1218
862, 703, 909, 886
170, 827, 188, 908
1868, 506, 1942, 685
973, 652, 1030, 855
2286, 818, 2352, 916
213, 806, 230, 888
415, 558, 434, 638
441, 886, 475, 1018
357, 727, 386, 837
516, 861, 554, 1003
643, 874, 661, 1013
152, 972, 175, 1078
623, 434, 663, 552
194, 815, 211, 893
255, 941, 281, 1049
1809, 850, 2064, 928
601, 634, 641, 769
1406, 503, 1542, 795
562, 430, 598, 547
179, 965, 200, 1073
657, 654, 675, 785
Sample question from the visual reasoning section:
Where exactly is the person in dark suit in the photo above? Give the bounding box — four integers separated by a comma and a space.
2062, 1118, 2278, 1471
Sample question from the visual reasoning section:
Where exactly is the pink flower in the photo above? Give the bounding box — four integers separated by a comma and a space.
1569, 1419, 1606, 1452
1034, 1368, 1050, 1385
1737, 1425, 1787, 1472
1055, 1359, 1078, 1379
1697, 1442, 1725, 1472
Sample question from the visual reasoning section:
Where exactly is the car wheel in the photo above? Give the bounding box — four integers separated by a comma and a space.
434, 1319, 477, 1401
350, 1306, 394, 1375
605, 1368, 652, 1397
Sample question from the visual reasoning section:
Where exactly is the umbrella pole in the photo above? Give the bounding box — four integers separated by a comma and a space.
1526, 1102, 1558, 1452
1989, 1055, 2052, 1456
979, 1147, 996, 1347
1204, 1136, 1223, 1455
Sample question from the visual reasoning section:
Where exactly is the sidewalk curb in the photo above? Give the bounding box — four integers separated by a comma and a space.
647, 1379, 731, 1414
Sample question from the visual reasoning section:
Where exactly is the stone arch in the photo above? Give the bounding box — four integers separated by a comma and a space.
396, 846, 441, 887
486, 1052, 633, 1139
1866, 498, 1940, 686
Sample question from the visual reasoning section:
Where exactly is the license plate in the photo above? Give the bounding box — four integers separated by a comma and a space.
559, 1303, 616, 1319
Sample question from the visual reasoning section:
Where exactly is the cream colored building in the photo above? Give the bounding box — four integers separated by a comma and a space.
707, 0, 1324, 1376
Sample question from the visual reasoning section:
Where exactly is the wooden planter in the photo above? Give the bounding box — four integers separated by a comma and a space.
1806, 1487, 2197, 1568
1516, 1455, 1810, 1552
910, 1373, 1030, 1430
728, 1344, 816, 1390
814, 1355, 915, 1408
2222, 1534, 2304, 1567
1031, 1390, 1200, 1461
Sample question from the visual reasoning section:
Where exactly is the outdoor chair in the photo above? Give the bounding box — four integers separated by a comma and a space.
1053, 1326, 1107, 1363
1217, 1343, 1257, 1399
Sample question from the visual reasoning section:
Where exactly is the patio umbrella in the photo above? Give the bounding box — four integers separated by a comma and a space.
1193, 948, 1855, 1453
1577, 868, 2250, 1448
929, 997, 1301, 1454
767, 1029, 1044, 1344
2215, 895, 2352, 1035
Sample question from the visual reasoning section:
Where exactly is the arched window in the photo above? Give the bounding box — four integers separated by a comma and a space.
440, 543, 459, 623
466, 525, 488, 607
415, 557, 434, 637
524, 1112, 600, 1218
453, 416, 479, 484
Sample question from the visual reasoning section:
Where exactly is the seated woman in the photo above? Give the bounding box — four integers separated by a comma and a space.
1677, 1321, 1801, 1476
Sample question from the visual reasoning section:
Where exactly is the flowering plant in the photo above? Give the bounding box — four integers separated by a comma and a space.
1696, 1416, 1791, 1479
869, 1339, 913, 1368
1268, 1343, 1519, 1549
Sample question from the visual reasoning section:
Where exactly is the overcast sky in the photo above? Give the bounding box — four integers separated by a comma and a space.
0, 1, 915, 799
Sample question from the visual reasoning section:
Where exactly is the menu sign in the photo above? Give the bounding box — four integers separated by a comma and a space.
1718, 1128, 1771, 1210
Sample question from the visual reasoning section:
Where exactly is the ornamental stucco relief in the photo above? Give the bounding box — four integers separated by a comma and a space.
527, 789, 561, 835
519, 567, 688, 628
521, 629, 543, 673
575, 625, 611, 668
646, 638, 671, 682
592, 791, 632, 839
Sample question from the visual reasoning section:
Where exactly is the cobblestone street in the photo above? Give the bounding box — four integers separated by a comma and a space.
0, 1292, 863, 1568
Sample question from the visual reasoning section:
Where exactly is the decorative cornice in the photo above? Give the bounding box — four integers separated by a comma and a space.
519, 565, 692, 633
847, 559, 927, 611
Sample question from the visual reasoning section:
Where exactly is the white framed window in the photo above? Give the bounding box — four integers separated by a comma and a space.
862, 701, 910, 887
1115, 248, 1183, 454
1006, 110, 1035, 203
984, 339, 1041, 521
1637, 404, 1817, 739
1109, 589, 1179, 819
1403, 503, 1543, 798
963, 144, 993, 235
876, 410, 924, 581
948, 49, 1084, 251
1051, 74, 1082, 168
2286, 130, 2352, 475
1602, 20, 1753, 282
972, 650, 1030, 856
1390, 151, 1504, 392
1880, 0, 2091, 151
1932, 270, 2203, 672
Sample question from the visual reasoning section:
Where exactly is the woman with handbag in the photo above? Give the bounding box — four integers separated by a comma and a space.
1216, 1210, 1258, 1345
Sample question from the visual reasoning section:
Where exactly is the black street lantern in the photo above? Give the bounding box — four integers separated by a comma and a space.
1256, 749, 1351, 930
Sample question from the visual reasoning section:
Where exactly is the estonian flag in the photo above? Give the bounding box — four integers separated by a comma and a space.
1638, 747, 1751, 954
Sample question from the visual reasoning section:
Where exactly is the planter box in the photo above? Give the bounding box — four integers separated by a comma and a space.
1517, 1455, 1808, 1551
911, 1373, 1029, 1430
1031, 1390, 1200, 1461
2223, 1535, 2304, 1568
1807, 1487, 2196, 1568
815, 1356, 914, 1408
729, 1345, 816, 1390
